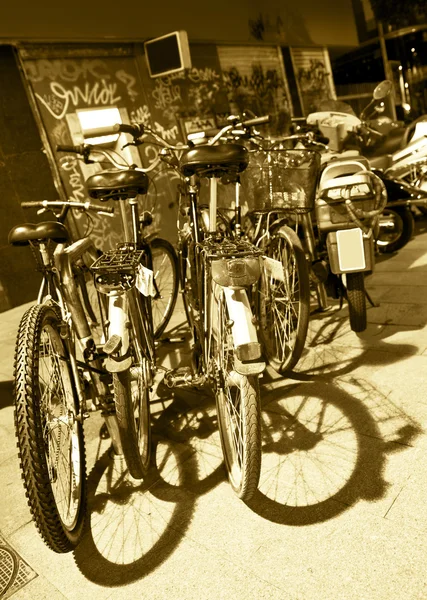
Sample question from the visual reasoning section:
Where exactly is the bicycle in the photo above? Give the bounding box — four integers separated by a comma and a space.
9, 199, 117, 553
94, 119, 269, 501
56, 141, 179, 340
186, 118, 317, 374
9, 137, 179, 550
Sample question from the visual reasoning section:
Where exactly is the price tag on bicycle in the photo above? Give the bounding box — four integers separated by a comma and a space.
136, 264, 155, 297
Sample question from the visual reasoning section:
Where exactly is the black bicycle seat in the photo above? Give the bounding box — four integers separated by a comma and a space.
8, 221, 69, 246
180, 144, 249, 178
86, 169, 149, 201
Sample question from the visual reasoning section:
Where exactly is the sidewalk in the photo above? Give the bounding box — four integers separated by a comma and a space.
1, 218, 427, 599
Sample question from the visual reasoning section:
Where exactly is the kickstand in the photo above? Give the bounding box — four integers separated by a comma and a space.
365, 289, 379, 308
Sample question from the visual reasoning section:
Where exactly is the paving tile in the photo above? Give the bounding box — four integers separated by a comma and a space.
9, 523, 117, 600
0, 405, 17, 463
6, 573, 67, 600
103, 534, 290, 600
0, 452, 33, 537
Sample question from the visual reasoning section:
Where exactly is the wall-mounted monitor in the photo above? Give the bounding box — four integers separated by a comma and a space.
144, 30, 191, 78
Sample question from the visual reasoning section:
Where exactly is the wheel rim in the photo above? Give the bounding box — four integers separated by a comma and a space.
38, 323, 82, 530
259, 235, 300, 365
151, 245, 176, 336
376, 209, 404, 246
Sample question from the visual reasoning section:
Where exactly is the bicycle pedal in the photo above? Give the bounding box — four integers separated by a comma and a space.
103, 334, 122, 356
164, 367, 193, 387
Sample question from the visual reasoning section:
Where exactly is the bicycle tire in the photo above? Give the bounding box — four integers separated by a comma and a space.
212, 289, 261, 502
13, 304, 87, 553
113, 293, 152, 479
258, 225, 310, 373
150, 238, 179, 339
346, 272, 367, 332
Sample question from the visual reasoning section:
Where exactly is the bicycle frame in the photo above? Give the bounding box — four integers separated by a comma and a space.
34, 235, 124, 454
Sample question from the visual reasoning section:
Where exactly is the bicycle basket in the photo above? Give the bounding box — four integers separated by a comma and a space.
240, 149, 321, 213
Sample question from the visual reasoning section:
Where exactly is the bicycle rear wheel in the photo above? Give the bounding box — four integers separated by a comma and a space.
258, 225, 310, 373
113, 293, 152, 479
212, 288, 261, 501
13, 304, 87, 552
150, 238, 178, 338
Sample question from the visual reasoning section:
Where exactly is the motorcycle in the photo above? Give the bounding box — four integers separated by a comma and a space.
306, 81, 427, 253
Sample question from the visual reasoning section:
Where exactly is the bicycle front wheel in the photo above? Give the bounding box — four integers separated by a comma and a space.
113, 294, 152, 479
258, 225, 310, 373
212, 289, 261, 501
13, 304, 87, 553
150, 238, 178, 338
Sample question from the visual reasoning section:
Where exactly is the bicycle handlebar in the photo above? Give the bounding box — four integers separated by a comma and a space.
21, 200, 115, 215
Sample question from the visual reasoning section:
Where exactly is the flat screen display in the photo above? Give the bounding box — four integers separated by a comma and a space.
144, 31, 191, 78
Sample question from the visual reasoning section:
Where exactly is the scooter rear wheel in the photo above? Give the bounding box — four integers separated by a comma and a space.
346, 272, 367, 332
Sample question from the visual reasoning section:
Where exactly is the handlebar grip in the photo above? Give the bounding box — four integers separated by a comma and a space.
242, 115, 270, 127
56, 144, 84, 153
82, 125, 121, 139
83, 122, 144, 139
316, 135, 330, 145
92, 203, 114, 214
21, 202, 40, 208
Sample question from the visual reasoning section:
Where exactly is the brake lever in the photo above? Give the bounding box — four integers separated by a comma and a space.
122, 140, 144, 150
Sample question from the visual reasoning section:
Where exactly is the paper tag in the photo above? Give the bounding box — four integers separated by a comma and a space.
263, 256, 285, 282
136, 264, 155, 297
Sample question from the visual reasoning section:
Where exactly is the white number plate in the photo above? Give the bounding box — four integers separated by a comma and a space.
263, 256, 285, 281
336, 228, 366, 272
136, 265, 155, 296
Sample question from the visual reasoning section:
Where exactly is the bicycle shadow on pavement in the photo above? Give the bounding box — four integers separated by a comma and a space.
73, 384, 225, 587
245, 374, 422, 526
0, 380, 13, 410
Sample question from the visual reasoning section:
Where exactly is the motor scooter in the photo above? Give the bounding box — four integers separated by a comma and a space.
306, 81, 427, 253
307, 155, 387, 332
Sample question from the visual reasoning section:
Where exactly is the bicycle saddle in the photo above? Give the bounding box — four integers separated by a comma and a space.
8, 221, 69, 246
180, 144, 249, 178
86, 169, 149, 200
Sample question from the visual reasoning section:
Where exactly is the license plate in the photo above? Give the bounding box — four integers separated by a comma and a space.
336, 228, 366, 271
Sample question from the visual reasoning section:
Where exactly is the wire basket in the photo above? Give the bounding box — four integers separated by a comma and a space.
241, 149, 321, 213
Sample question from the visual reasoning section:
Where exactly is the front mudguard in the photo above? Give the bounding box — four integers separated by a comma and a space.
215, 285, 265, 376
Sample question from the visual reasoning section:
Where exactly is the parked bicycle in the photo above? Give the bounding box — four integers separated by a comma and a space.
91, 119, 268, 501
9, 135, 179, 552
9, 199, 115, 552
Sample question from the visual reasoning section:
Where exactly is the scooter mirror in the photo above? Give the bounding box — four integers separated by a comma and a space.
373, 80, 393, 100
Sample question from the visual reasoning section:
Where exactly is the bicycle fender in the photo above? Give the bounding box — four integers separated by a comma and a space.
103, 294, 132, 372
222, 287, 265, 375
